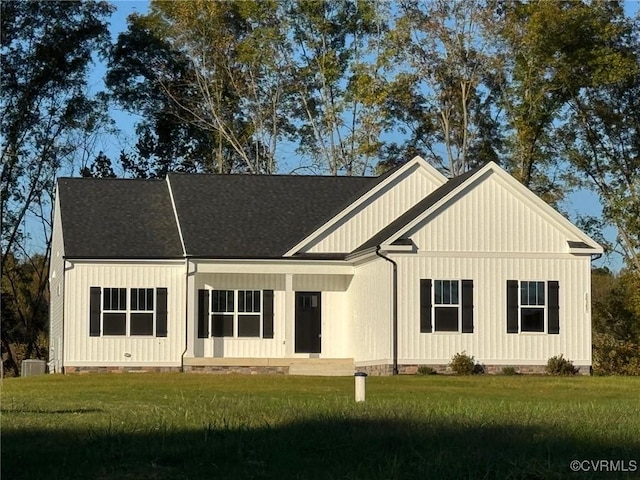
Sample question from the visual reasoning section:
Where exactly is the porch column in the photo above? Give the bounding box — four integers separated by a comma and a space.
285, 273, 294, 356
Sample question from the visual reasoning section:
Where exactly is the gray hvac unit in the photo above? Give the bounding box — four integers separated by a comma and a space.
21, 359, 46, 377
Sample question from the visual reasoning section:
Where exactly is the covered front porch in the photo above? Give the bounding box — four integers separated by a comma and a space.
182, 259, 357, 373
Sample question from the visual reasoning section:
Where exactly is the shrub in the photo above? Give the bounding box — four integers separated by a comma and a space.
593, 333, 640, 376
449, 351, 476, 375
546, 354, 579, 376
501, 366, 518, 376
417, 365, 437, 375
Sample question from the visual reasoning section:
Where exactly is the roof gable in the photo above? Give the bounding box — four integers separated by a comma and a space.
365, 162, 602, 254
285, 156, 448, 256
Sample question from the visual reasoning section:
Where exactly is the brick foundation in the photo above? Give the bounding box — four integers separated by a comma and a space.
62, 363, 590, 376
358, 363, 590, 376
63, 366, 182, 374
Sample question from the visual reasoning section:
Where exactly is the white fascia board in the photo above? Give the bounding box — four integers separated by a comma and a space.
383, 162, 603, 252
283, 156, 447, 257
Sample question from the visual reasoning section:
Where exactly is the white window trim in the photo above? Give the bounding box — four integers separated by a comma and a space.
518, 280, 547, 334
433, 279, 461, 333
209, 289, 263, 338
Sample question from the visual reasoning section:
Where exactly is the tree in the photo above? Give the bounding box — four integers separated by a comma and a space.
108, 0, 294, 175
383, 0, 502, 177
492, 0, 635, 204
1, 0, 112, 374
286, 0, 389, 175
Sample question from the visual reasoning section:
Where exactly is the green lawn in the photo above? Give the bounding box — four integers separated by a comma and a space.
2, 374, 639, 479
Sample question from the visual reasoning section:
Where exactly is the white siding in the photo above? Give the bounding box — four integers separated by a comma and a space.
394, 254, 592, 366
409, 170, 573, 254
306, 164, 444, 253
64, 262, 186, 366
347, 258, 393, 364
49, 193, 65, 372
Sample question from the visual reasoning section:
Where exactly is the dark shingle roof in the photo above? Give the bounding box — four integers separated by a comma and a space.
58, 178, 184, 258
355, 167, 480, 252
167, 174, 377, 257
567, 241, 593, 249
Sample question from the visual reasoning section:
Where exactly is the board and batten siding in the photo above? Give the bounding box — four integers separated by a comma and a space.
347, 258, 393, 364
306, 163, 444, 253
64, 262, 186, 367
48, 192, 65, 372
394, 255, 592, 366
407, 170, 575, 253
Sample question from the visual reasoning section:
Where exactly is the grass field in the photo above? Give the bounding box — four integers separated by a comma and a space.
2, 374, 639, 479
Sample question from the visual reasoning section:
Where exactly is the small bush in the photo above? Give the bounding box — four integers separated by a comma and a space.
417, 365, 437, 375
501, 366, 518, 376
546, 354, 579, 376
449, 351, 476, 375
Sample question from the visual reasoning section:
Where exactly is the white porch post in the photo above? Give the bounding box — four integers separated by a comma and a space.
285, 273, 294, 356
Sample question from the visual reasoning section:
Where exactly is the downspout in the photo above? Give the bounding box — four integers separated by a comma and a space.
375, 246, 398, 375
180, 257, 190, 372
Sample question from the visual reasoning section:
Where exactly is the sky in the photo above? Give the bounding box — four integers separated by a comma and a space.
45, 0, 639, 271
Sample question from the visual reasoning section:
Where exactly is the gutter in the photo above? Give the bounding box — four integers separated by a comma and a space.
375, 246, 399, 375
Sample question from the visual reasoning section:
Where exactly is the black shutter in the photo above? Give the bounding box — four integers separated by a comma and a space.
461, 280, 474, 333
420, 279, 432, 333
198, 289, 209, 338
156, 288, 168, 337
90, 287, 101, 337
263, 290, 274, 338
548, 281, 560, 334
507, 280, 519, 333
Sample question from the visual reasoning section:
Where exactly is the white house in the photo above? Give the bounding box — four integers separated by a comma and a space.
49, 157, 602, 375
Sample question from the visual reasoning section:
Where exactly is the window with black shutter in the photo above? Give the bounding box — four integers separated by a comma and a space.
421, 279, 473, 333
507, 280, 560, 334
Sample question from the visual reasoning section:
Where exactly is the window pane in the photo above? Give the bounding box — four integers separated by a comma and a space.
435, 280, 442, 304
521, 308, 544, 332
443, 281, 451, 304
130, 313, 153, 335
253, 290, 260, 313
528, 282, 537, 305
451, 281, 459, 304
212, 314, 234, 337
103, 313, 126, 335
103, 288, 111, 310
238, 314, 260, 337
131, 289, 138, 310
521, 283, 528, 306
238, 291, 246, 313
119, 289, 126, 310
227, 291, 234, 312
536, 282, 544, 306
434, 307, 458, 332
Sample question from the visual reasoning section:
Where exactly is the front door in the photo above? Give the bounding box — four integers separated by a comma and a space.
295, 292, 321, 353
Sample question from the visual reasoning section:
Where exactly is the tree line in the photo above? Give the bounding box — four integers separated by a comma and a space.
1, 0, 639, 375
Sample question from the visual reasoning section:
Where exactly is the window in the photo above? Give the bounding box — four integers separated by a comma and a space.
89, 287, 168, 337
506, 280, 559, 334
209, 289, 261, 338
420, 279, 474, 333
238, 290, 261, 337
131, 288, 154, 336
520, 281, 545, 332
103, 287, 127, 335
434, 280, 460, 332
211, 290, 234, 337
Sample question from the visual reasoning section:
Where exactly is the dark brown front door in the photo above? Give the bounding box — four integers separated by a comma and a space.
295, 292, 321, 353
